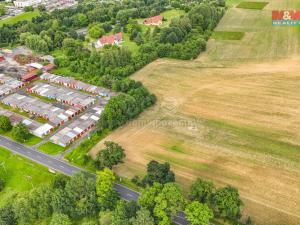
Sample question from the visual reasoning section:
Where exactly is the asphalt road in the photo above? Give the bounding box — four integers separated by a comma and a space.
0, 135, 188, 225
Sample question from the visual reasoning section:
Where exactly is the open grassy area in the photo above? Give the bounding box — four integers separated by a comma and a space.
212, 31, 245, 40
2, 130, 42, 146
122, 33, 140, 55
0, 147, 54, 206
203, 0, 300, 61
161, 9, 186, 26
236, 1, 269, 10
65, 130, 110, 171
38, 141, 66, 155
90, 1, 300, 224
0, 11, 40, 26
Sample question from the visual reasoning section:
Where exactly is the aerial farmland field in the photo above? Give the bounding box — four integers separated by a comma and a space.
90, 0, 300, 224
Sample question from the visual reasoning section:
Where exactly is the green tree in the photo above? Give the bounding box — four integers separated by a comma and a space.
24, 6, 33, 12
96, 168, 119, 210
0, 115, 12, 133
143, 160, 175, 185
50, 213, 71, 225
212, 186, 243, 221
99, 211, 113, 225
111, 200, 130, 225
37, 4, 46, 12
64, 172, 98, 218
0, 5, 6, 16
0, 178, 4, 192
139, 182, 163, 212
153, 183, 185, 225
11, 122, 30, 143
81, 220, 98, 225
0, 204, 17, 225
111, 200, 139, 225
139, 182, 184, 225
189, 178, 214, 203
94, 141, 126, 170
185, 201, 213, 225
130, 208, 154, 225
88, 23, 105, 39
52, 174, 69, 189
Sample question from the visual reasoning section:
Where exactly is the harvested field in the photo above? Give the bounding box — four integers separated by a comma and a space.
90, 0, 300, 224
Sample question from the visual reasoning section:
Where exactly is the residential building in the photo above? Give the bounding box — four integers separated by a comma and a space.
13, 0, 42, 8
95, 33, 123, 48
144, 15, 163, 25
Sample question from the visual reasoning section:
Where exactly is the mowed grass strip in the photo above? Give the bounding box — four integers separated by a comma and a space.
204, 119, 300, 165
0, 11, 40, 26
211, 31, 245, 40
0, 147, 54, 206
2, 130, 42, 146
38, 141, 66, 155
236, 1, 269, 10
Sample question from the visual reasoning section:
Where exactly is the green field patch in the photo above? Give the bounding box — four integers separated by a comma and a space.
38, 142, 66, 155
0, 147, 54, 206
212, 31, 245, 40
161, 141, 187, 154
65, 130, 110, 171
149, 152, 209, 171
0, 11, 40, 27
161, 9, 186, 25
236, 1, 269, 10
28, 92, 57, 104
2, 130, 42, 146
122, 33, 140, 55
204, 119, 300, 165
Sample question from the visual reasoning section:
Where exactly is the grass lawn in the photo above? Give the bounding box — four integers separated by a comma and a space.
2, 130, 42, 146
236, 1, 269, 10
65, 130, 109, 171
161, 9, 186, 26
226, 0, 244, 7
122, 33, 140, 55
38, 142, 66, 155
0, 11, 40, 27
212, 31, 245, 40
0, 147, 54, 206
27, 92, 57, 104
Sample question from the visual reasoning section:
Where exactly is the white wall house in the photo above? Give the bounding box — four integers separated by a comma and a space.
14, 0, 42, 8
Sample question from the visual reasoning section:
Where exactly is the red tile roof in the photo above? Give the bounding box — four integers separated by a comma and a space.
43, 64, 55, 71
99, 33, 123, 45
22, 69, 38, 82
144, 15, 163, 25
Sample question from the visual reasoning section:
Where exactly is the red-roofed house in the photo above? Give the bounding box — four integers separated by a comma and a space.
43, 64, 56, 72
0, 55, 5, 62
95, 33, 123, 48
22, 69, 38, 82
144, 15, 163, 26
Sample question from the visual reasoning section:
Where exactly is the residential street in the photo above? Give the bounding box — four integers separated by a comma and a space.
0, 135, 188, 225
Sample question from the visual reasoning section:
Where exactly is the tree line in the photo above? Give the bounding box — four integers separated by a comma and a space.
0, 0, 226, 137
0, 154, 250, 225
